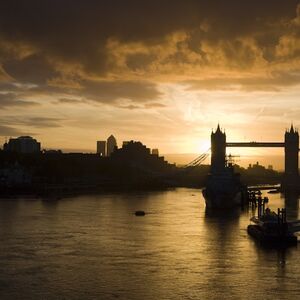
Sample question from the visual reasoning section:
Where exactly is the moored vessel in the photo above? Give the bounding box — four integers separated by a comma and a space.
247, 207, 298, 245
203, 125, 245, 209
202, 163, 244, 209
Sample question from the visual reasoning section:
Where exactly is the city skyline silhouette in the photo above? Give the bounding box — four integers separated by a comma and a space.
1, 1, 300, 300
0, 1, 300, 157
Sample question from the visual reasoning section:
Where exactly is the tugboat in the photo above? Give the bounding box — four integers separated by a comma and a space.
247, 203, 298, 245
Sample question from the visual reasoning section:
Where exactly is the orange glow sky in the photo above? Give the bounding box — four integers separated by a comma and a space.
0, 1, 299, 168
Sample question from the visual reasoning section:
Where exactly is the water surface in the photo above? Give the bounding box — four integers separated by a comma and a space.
0, 188, 299, 299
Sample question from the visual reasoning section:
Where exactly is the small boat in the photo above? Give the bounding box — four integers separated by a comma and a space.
247, 207, 297, 245
135, 210, 145, 216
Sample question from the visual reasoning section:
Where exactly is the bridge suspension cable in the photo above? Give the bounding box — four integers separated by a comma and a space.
184, 148, 210, 168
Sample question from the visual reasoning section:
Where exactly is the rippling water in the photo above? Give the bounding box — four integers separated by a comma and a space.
0, 188, 299, 299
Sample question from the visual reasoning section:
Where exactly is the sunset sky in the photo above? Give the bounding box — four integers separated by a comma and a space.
0, 1, 299, 167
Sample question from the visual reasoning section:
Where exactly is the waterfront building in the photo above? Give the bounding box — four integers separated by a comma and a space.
3, 136, 41, 154
107, 135, 117, 156
97, 141, 106, 156
111, 140, 173, 173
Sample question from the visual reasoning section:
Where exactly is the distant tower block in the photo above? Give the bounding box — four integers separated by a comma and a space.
211, 124, 226, 174
284, 124, 299, 189
97, 141, 106, 156
152, 148, 159, 156
107, 135, 117, 156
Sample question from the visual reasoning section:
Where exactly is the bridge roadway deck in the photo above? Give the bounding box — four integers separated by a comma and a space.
226, 142, 285, 147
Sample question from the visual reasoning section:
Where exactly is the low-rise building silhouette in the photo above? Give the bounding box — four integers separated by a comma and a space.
3, 136, 40, 154
152, 148, 159, 156
111, 140, 173, 173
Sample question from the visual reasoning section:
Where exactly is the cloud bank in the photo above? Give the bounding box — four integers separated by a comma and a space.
0, 1, 299, 152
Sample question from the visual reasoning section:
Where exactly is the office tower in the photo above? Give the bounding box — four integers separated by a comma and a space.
107, 135, 117, 156
97, 141, 106, 156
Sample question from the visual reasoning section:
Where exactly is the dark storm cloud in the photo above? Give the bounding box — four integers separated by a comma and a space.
126, 53, 156, 71
0, 0, 299, 96
0, 1, 298, 67
1, 1, 297, 42
81, 80, 162, 103
3, 54, 58, 84
0, 92, 39, 108
0, 78, 162, 108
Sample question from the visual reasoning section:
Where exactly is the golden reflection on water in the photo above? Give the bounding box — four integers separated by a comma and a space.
0, 188, 299, 299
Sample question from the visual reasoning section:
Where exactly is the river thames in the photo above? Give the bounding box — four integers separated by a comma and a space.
0, 188, 299, 299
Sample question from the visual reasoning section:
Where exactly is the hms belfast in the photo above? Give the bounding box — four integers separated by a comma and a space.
202, 125, 245, 209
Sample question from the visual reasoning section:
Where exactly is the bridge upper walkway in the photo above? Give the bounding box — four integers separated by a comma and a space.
226, 142, 285, 147
184, 140, 300, 168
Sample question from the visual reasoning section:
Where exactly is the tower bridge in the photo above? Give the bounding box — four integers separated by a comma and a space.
211, 124, 299, 191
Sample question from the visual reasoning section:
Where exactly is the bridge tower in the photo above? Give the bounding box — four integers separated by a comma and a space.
211, 124, 226, 174
283, 124, 299, 190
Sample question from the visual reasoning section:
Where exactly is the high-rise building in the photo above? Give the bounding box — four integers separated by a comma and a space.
107, 135, 117, 156
97, 141, 106, 156
3, 136, 41, 153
